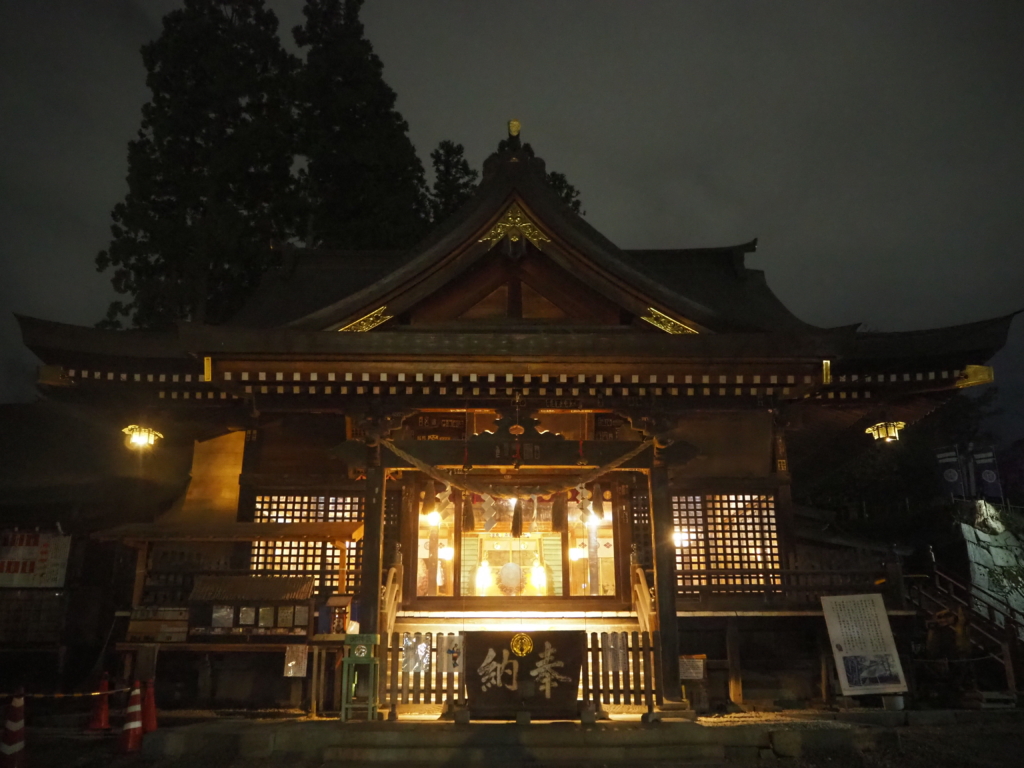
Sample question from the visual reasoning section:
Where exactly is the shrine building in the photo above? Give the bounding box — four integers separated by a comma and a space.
3, 125, 1013, 713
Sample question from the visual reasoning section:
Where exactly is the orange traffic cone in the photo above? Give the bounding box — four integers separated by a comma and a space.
141, 680, 158, 733
87, 673, 111, 731
0, 689, 26, 768
117, 682, 143, 754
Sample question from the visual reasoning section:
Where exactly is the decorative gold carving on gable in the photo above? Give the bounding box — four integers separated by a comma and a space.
641, 307, 698, 335
337, 306, 392, 332
478, 203, 551, 248
956, 364, 994, 389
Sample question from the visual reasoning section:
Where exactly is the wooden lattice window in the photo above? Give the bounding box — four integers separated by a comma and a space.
672, 494, 780, 591
629, 482, 653, 571
671, 495, 708, 589
253, 494, 362, 523
251, 494, 364, 590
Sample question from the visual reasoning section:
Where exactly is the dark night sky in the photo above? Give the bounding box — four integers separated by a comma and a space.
2, 1, 1022, 440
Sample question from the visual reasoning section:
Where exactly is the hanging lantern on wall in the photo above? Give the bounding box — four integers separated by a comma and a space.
865, 421, 906, 442
122, 425, 163, 449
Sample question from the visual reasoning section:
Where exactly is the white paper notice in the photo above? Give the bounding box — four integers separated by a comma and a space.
284, 644, 308, 677
821, 593, 907, 696
0, 532, 71, 588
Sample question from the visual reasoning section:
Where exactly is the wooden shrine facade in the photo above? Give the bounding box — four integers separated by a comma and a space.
8, 131, 1014, 709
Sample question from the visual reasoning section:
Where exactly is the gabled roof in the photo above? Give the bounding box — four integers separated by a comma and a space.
12, 143, 1017, 377
228, 250, 409, 328
229, 148, 820, 334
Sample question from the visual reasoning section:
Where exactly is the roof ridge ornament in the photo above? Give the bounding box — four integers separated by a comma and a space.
641, 307, 698, 335
478, 202, 551, 248
337, 305, 393, 332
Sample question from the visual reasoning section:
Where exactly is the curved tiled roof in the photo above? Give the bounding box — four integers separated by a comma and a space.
228, 249, 410, 328
226, 149, 819, 334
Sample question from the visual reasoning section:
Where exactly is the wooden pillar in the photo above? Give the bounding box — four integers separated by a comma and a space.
648, 464, 682, 703
359, 450, 387, 636
726, 617, 743, 707
334, 541, 348, 596
817, 626, 831, 704
131, 543, 149, 608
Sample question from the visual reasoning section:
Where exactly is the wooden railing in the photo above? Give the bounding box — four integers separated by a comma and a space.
631, 565, 656, 634
309, 630, 661, 716
906, 565, 1022, 693
582, 630, 659, 711
676, 568, 894, 605
930, 567, 1024, 642
380, 563, 403, 638
380, 631, 466, 712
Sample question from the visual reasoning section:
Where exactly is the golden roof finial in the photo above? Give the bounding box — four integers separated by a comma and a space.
508, 119, 521, 137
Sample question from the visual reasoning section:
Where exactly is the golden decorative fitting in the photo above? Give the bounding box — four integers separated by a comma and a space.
122, 424, 163, 449
822, 360, 832, 385
337, 306, 393, 333
508, 119, 521, 137
956, 364, 995, 389
478, 203, 551, 248
865, 421, 906, 442
640, 307, 698, 335
510, 632, 533, 657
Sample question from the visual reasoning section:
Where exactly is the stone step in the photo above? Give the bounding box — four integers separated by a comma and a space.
143, 719, 897, 763
322, 743, 726, 763
979, 690, 1017, 709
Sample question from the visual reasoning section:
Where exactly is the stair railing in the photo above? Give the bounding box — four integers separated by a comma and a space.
631, 562, 657, 634
380, 561, 403, 639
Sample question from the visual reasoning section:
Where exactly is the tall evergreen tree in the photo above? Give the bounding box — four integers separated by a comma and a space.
428, 140, 478, 223
546, 171, 584, 215
96, 0, 297, 328
294, 0, 428, 249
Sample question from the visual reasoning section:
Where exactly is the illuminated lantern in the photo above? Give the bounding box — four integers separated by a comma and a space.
475, 559, 493, 593
424, 510, 441, 527
438, 545, 455, 561
122, 425, 163, 449
530, 560, 547, 592
865, 421, 906, 442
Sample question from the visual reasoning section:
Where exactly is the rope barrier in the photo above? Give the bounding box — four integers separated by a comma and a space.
912, 655, 1004, 665
380, 437, 656, 498
0, 688, 130, 699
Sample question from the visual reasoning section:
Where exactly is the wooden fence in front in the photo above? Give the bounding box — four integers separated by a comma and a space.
310, 630, 661, 716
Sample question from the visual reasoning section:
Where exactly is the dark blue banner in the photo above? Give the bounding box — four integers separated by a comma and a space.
936, 447, 966, 497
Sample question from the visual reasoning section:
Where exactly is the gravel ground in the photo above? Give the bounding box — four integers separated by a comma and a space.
697, 711, 857, 729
